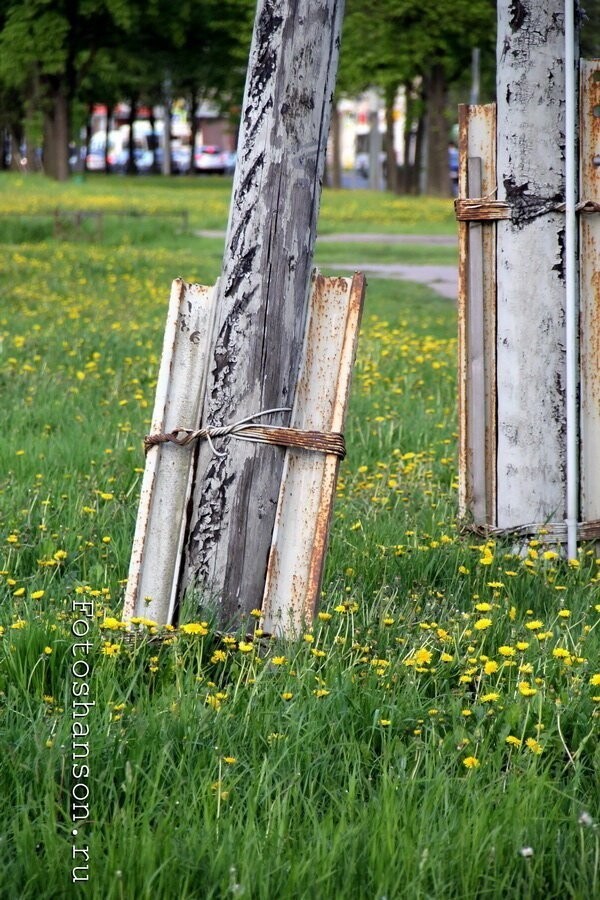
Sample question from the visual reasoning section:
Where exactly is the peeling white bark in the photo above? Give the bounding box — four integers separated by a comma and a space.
496, 0, 568, 528
180, 0, 345, 624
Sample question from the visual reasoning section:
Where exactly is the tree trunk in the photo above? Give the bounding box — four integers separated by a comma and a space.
413, 109, 426, 195
188, 89, 199, 175
84, 109, 92, 171
127, 97, 138, 176
330, 100, 342, 189
384, 84, 397, 193
149, 109, 159, 174
423, 63, 449, 195
104, 104, 112, 174
181, 0, 345, 626
161, 98, 172, 176
9, 123, 24, 171
42, 83, 70, 181
495, 0, 569, 528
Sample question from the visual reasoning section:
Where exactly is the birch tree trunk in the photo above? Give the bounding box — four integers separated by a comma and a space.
180, 0, 345, 626
495, 0, 569, 528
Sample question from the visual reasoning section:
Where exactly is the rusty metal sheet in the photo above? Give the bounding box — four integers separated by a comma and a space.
261, 272, 365, 637
580, 60, 600, 523
457, 103, 497, 526
122, 279, 217, 624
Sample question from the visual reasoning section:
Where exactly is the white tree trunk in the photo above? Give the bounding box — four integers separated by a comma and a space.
181, 0, 345, 625
495, 0, 568, 528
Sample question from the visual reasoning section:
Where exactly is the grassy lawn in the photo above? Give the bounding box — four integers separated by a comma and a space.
0, 173, 598, 899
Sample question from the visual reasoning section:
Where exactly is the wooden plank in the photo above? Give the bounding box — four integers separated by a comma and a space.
261, 272, 365, 637
580, 59, 600, 523
495, 1, 567, 529
457, 105, 469, 519
457, 103, 497, 526
180, 0, 345, 626
467, 156, 486, 522
122, 279, 216, 624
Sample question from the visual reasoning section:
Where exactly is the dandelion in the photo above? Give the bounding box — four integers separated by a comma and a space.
101, 642, 120, 656
578, 812, 594, 827
525, 737, 544, 755
484, 661, 499, 675
210, 650, 227, 664
281, 692, 293, 701
474, 618, 492, 630
318, 612, 332, 622
505, 735, 522, 747
463, 756, 480, 769
30, 590, 45, 600
518, 682, 537, 697
480, 692, 500, 703
222, 757, 237, 765
238, 642, 253, 653
181, 623, 209, 636
519, 847, 534, 858
313, 689, 330, 698
271, 656, 286, 666
43, 647, 53, 655
589, 674, 600, 686
525, 620, 543, 631
379, 719, 391, 726
498, 645, 516, 657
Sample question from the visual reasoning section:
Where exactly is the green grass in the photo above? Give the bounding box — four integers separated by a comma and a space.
0, 174, 598, 899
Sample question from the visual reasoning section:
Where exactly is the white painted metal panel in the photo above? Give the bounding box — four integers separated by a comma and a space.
261, 272, 365, 637
123, 279, 216, 623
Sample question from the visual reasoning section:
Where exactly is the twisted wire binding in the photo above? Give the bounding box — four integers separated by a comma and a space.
144, 407, 346, 460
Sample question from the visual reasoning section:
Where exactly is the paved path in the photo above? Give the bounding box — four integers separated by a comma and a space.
317, 262, 458, 300
195, 230, 458, 300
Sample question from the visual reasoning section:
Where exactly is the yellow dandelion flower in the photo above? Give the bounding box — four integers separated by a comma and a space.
589, 674, 600, 686
484, 661, 499, 675
181, 623, 209, 636
43, 647, 53, 655
518, 681, 537, 697
525, 737, 544, 754
505, 735, 522, 747
498, 645, 516, 657
474, 618, 493, 630
480, 692, 500, 703
463, 756, 480, 769
281, 692, 294, 701
210, 650, 227, 664
313, 689, 330, 698
238, 642, 253, 653
30, 590, 45, 600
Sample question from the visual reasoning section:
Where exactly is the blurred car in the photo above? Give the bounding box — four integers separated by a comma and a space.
86, 148, 106, 171
223, 151, 237, 175
194, 145, 227, 174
